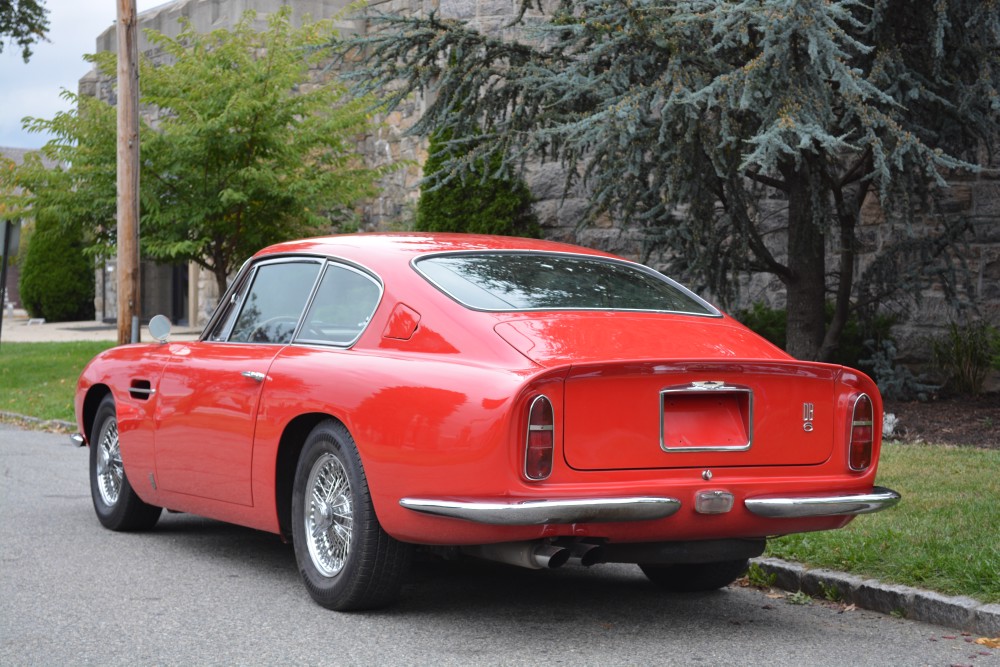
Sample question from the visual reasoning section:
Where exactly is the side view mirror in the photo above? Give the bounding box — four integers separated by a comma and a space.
148, 314, 172, 344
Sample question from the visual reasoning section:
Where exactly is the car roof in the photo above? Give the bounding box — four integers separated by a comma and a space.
252, 233, 620, 267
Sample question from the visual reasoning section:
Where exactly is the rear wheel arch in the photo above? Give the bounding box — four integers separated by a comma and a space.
275, 413, 346, 540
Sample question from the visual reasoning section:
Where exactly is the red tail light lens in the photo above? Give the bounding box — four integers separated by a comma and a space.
525, 396, 554, 480
849, 394, 875, 471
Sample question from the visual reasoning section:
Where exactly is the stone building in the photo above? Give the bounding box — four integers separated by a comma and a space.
81, 0, 998, 388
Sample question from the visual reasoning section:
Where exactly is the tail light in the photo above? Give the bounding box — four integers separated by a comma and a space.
849, 394, 875, 471
524, 395, 554, 480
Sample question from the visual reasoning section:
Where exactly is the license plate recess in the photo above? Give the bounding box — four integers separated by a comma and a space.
660, 383, 753, 452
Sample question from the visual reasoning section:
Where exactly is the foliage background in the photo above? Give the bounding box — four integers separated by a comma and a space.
1, 8, 388, 299
344, 0, 1000, 361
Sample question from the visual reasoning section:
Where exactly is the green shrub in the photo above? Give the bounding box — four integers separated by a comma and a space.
18, 209, 95, 322
861, 339, 938, 401
415, 130, 540, 238
735, 302, 895, 370
736, 302, 787, 349
931, 321, 1000, 396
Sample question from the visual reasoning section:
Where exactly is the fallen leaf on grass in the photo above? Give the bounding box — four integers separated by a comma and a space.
975, 637, 1000, 649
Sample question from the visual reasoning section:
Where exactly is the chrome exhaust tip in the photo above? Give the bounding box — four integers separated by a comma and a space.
568, 542, 604, 567
462, 541, 570, 570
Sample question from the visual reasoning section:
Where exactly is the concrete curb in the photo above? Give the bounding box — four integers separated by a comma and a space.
0, 411, 76, 433
752, 557, 1000, 636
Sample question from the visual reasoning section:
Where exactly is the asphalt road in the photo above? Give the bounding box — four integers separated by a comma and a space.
2, 423, 997, 667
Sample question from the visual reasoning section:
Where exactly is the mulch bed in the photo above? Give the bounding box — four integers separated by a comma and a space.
883, 394, 1000, 449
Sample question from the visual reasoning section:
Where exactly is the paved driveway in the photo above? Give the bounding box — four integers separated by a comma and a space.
2, 424, 997, 666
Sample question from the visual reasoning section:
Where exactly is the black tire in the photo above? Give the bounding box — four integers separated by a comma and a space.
291, 420, 412, 611
89, 395, 162, 531
639, 559, 749, 592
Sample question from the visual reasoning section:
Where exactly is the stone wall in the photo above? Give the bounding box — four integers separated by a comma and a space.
80, 0, 999, 393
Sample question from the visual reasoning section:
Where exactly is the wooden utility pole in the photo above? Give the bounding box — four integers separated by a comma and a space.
116, 0, 140, 345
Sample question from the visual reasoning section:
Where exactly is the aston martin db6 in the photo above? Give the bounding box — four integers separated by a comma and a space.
75, 233, 899, 610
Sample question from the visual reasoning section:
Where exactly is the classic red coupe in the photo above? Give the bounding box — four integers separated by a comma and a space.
75, 233, 899, 610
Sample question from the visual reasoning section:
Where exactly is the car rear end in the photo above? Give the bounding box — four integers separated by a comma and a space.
393, 248, 898, 572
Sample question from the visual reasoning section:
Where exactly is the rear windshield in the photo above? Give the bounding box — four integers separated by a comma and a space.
414, 252, 718, 315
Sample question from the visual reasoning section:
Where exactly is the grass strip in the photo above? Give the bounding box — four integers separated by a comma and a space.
0, 341, 114, 422
768, 442, 1000, 603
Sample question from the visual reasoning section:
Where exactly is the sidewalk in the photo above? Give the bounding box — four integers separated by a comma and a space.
0, 310, 202, 343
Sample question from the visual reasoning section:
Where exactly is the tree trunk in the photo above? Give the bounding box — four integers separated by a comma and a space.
782, 167, 827, 361
214, 267, 229, 304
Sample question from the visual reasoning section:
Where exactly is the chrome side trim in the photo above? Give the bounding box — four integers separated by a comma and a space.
399, 496, 682, 526
744, 486, 901, 518
70, 433, 86, 447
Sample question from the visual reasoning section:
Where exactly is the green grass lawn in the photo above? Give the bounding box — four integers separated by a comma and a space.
2, 341, 997, 603
0, 341, 114, 422
767, 442, 1000, 603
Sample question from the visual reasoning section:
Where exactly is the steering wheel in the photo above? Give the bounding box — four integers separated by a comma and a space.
248, 315, 300, 344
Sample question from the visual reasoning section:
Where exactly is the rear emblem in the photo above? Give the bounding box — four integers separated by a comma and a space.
803, 403, 815, 432
690, 380, 727, 390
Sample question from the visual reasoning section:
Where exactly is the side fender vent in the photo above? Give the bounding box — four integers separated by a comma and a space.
129, 380, 155, 401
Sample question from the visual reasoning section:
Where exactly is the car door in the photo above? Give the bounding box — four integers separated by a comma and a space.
152, 259, 322, 506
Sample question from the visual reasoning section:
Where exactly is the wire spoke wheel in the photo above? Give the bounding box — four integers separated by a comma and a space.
304, 453, 354, 577
88, 395, 162, 531
291, 420, 412, 610
95, 418, 123, 507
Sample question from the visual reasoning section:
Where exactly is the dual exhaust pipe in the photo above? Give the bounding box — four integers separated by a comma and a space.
462, 541, 603, 570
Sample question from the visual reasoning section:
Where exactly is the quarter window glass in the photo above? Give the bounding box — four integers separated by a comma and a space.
298, 264, 381, 347
206, 270, 253, 342
415, 253, 717, 315
229, 262, 321, 344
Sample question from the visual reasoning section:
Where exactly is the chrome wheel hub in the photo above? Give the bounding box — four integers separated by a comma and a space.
96, 418, 123, 507
304, 453, 353, 577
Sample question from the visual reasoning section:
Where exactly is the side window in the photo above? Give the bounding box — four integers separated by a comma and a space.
297, 263, 382, 347
228, 261, 321, 344
205, 269, 253, 342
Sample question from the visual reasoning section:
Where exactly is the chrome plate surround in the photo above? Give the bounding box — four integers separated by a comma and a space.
659, 381, 754, 453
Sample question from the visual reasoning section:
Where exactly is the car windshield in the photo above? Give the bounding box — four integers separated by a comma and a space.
414, 253, 718, 315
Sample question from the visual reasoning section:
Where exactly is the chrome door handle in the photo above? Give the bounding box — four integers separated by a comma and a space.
241, 371, 266, 382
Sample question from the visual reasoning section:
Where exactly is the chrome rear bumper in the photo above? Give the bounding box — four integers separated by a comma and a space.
744, 486, 901, 518
400, 486, 901, 526
399, 496, 682, 525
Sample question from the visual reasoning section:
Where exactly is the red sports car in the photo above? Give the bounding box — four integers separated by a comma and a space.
75, 233, 899, 610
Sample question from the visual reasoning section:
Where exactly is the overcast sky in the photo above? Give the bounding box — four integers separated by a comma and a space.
1, 0, 167, 149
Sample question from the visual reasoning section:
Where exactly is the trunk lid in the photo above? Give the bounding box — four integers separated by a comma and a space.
494, 313, 788, 367
494, 315, 838, 471
561, 360, 837, 470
